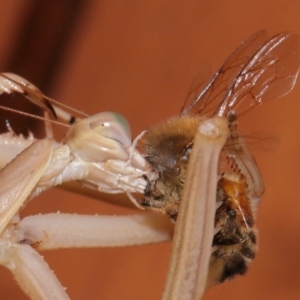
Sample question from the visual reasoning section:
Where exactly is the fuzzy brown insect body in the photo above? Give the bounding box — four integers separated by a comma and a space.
139, 31, 300, 285
141, 115, 201, 221
140, 113, 258, 283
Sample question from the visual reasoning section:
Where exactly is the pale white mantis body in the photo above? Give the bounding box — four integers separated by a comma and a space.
0, 73, 174, 299
0, 30, 299, 300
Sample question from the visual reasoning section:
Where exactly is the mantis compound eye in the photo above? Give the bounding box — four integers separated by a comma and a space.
89, 112, 131, 147
64, 112, 133, 162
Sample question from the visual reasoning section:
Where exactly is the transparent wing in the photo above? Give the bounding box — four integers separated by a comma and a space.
181, 31, 300, 118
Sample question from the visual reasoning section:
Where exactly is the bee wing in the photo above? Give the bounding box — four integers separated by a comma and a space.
226, 131, 280, 153
0, 73, 56, 118
181, 31, 268, 116
181, 31, 300, 117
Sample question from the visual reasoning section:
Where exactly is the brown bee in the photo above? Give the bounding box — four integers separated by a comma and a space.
139, 31, 300, 285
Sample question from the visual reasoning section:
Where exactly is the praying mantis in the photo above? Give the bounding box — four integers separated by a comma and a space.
0, 30, 299, 300
0, 73, 174, 299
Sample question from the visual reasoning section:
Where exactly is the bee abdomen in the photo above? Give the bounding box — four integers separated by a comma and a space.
213, 232, 241, 245
220, 253, 248, 281
210, 229, 257, 285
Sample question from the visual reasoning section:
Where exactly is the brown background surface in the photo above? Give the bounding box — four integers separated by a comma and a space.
1, 1, 300, 299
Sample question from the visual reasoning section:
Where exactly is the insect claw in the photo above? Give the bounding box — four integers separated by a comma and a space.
127, 130, 147, 168
127, 192, 145, 210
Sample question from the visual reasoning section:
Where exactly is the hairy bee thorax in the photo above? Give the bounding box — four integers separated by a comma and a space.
139, 115, 202, 221
141, 115, 202, 171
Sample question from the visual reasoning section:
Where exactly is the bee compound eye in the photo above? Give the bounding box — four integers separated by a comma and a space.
89, 112, 132, 147
227, 208, 236, 217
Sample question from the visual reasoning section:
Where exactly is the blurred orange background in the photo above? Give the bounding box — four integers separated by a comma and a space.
1, 1, 300, 299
